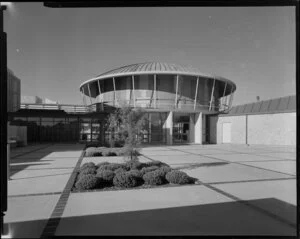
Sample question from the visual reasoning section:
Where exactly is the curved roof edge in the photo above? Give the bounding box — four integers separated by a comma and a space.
80, 71, 236, 92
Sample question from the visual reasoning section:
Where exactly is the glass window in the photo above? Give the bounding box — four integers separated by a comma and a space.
27, 117, 40, 122
41, 117, 53, 122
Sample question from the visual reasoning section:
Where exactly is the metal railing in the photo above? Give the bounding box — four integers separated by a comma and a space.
21, 98, 231, 114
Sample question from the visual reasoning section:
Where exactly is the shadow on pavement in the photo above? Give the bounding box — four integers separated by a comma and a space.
4, 198, 296, 237
9, 144, 83, 177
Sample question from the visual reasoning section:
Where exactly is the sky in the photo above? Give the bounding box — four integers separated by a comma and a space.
4, 3, 296, 105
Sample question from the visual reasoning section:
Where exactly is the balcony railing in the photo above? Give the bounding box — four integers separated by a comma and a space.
20, 98, 231, 114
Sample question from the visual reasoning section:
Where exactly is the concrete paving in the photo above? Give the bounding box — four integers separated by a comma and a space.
3, 143, 297, 237
4, 144, 84, 238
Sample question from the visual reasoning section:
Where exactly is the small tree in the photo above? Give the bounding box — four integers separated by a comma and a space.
106, 105, 147, 161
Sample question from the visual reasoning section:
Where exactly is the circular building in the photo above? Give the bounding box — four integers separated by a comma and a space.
80, 62, 236, 144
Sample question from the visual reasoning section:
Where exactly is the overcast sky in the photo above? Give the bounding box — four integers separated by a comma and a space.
4, 3, 296, 105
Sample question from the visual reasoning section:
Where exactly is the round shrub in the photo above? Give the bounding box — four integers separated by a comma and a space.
113, 172, 138, 188
80, 162, 96, 170
155, 166, 172, 177
143, 171, 164, 185
128, 169, 143, 178
96, 170, 115, 183
96, 162, 110, 168
146, 160, 167, 167
102, 148, 118, 156
79, 167, 97, 177
128, 170, 144, 185
99, 163, 128, 172
165, 170, 190, 184
85, 147, 98, 157
75, 174, 99, 190
125, 160, 145, 170
114, 167, 127, 175
140, 166, 159, 175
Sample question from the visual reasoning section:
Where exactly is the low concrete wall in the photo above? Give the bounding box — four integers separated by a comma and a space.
247, 113, 296, 145
213, 112, 296, 145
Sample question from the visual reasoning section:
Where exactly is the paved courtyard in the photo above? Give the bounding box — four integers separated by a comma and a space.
3, 143, 297, 237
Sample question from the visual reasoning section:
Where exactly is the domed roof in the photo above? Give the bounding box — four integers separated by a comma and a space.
96, 62, 206, 78
80, 61, 236, 90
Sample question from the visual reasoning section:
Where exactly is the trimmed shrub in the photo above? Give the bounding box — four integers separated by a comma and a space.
80, 162, 96, 170
127, 169, 144, 185
79, 167, 97, 177
75, 174, 99, 190
98, 163, 128, 172
113, 172, 138, 188
114, 167, 127, 175
96, 162, 110, 168
85, 147, 98, 157
127, 169, 143, 178
143, 171, 164, 185
96, 170, 115, 183
154, 166, 172, 177
140, 166, 159, 175
146, 160, 167, 167
125, 160, 145, 170
165, 170, 190, 184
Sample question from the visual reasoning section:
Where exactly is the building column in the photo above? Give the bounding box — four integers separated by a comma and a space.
163, 111, 173, 145
189, 114, 195, 143
195, 112, 203, 144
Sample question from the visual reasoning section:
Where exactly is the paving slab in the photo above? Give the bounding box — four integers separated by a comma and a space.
240, 161, 296, 175
142, 154, 224, 169
4, 194, 60, 238
203, 153, 290, 162
60, 185, 233, 218
141, 150, 189, 156
213, 180, 297, 226
8, 174, 71, 196
179, 148, 235, 155
255, 152, 296, 160
181, 163, 293, 184
56, 186, 295, 236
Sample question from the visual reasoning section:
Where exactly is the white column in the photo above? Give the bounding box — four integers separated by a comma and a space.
194, 112, 203, 144
209, 78, 216, 111
163, 111, 173, 145
87, 84, 93, 105
113, 77, 116, 106
97, 80, 103, 110
194, 76, 199, 110
154, 74, 157, 108
132, 75, 136, 107
175, 75, 179, 108
189, 114, 195, 143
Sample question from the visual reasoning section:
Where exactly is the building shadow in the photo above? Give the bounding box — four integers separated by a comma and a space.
4, 198, 296, 237
8, 144, 82, 177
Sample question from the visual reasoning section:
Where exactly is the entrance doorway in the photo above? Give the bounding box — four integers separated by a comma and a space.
173, 113, 190, 143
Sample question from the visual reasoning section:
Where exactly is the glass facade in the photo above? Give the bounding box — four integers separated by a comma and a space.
10, 115, 103, 143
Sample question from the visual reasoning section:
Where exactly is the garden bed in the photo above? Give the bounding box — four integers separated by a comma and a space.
71, 159, 198, 193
